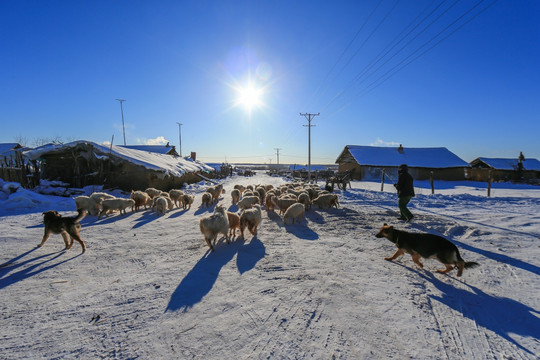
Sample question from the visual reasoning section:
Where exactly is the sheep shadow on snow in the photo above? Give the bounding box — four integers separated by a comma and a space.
266, 209, 318, 241
194, 203, 216, 216
166, 236, 266, 312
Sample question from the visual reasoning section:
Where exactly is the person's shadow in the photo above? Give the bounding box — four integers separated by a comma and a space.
166, 237, 266, 312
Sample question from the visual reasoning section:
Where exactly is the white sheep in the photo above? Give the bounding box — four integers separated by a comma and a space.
74, 195, 100, 216
145, 187, 161, 199
230, 189, 241, 205
240, 205, 262, 238
312, 194, 339, 209
168, 189, 184, 208
283, 203, 305, 225
237, 195, 260, 210
90, 192, 115, 205
99, 198, 135, 218
199, 205, 229, 251
155, 196, 169, 215
298, 192, 311, 211
130, 190, 151, 211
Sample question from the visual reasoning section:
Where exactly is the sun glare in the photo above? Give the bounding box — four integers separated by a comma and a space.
236, 83, 263, 111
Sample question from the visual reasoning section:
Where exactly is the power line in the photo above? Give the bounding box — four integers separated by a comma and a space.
325, 0, 499, 117
310, 0, 384, 106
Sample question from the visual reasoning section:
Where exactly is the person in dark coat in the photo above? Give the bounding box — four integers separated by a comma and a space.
394, 164, 415, 222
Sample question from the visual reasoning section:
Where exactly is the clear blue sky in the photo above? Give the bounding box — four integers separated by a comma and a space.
1, 0, 539, 164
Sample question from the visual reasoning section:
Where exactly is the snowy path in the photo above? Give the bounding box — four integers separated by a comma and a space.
0, 174, 538, 359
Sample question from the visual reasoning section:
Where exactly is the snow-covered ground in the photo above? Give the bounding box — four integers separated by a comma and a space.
0, 174, 539, 359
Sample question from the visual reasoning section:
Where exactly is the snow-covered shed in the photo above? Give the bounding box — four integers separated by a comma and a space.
335, 145, 471, 181
24, 141, 214, 191
118, 143, 179, 156
469, 156, 540, 182
0, 143, 26, 166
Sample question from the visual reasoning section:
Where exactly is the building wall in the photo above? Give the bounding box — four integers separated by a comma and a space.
337, 162, 467, 181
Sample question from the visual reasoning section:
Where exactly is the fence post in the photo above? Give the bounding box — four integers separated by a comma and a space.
487, 169, 492, 197
381, 168, 385, 192
430, 171, 435, 195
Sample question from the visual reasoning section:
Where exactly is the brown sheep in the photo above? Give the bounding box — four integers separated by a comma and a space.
226, 211, 241, 238
201, 192, 213, 208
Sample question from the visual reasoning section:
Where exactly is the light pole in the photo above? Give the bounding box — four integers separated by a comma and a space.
116, 99, 127, 145
176, 122, 183, 157
300, 112, 319, 182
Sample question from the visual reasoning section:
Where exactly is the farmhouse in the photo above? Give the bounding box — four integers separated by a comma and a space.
24, 140, 213, 191
335, 145, 471, 181
469, 155, 540, 182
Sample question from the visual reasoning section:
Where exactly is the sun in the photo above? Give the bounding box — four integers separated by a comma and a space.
235, 83, 263, 111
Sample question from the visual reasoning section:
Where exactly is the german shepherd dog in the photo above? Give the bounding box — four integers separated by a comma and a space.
39, 209, 87, 253
375, 224, 479, 276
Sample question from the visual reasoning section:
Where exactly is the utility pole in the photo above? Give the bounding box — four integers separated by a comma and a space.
300, 112, 319, 182
274, 148, 282, 165
115, 99, 127, 145
176, 122, 183, 157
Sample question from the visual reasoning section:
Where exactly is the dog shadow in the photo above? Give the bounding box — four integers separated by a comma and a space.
418, 271, 539, 356
166, 237, 266, 312
451, 238, 540, 276
0, 247, 81, 291
408, 224, 540, 277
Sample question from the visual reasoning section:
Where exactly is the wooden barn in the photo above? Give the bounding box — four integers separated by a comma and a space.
469, 156, 540, 182
335, 145, 471, 181
24, 141, 213, 191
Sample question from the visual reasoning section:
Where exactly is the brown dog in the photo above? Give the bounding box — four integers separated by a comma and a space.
40, 209, 87, 253
375, 223, 479, 277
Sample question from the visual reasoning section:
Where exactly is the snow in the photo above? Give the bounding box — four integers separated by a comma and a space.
0, 174, 539, 359
341, 145, 471, 168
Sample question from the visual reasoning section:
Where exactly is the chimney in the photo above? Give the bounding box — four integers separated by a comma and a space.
398, 144, 404, 153
191, 152, 196, 161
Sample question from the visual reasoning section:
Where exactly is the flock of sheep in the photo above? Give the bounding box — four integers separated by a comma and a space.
73, 180, 340, 252
199, 182, 340, 252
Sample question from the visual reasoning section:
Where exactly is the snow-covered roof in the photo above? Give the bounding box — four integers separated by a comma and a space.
24, 140, 213, 177
0, 143, 22, 156
471, 157, 540, 171
119, 144, 178, 155
337, 145, 470, 168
